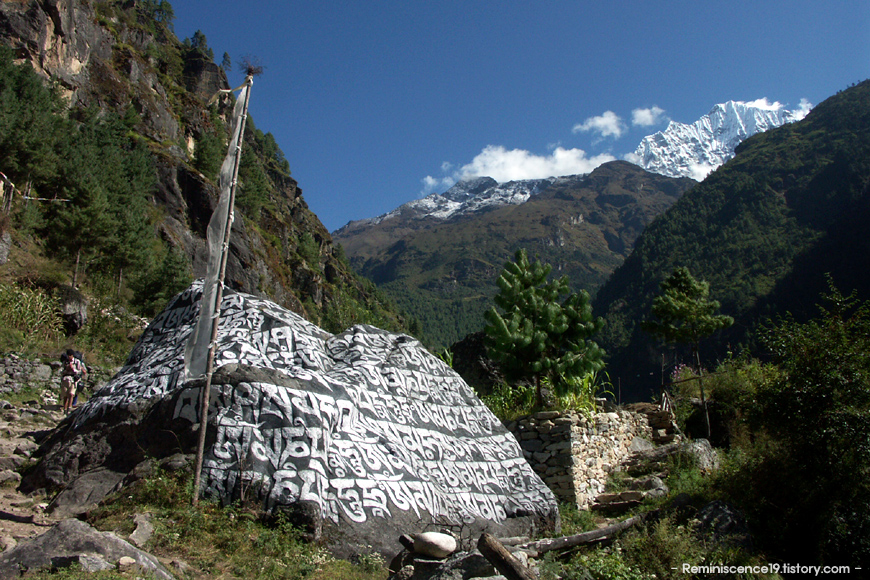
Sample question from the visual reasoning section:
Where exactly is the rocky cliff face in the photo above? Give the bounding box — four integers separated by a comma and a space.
0, 0, 388, 328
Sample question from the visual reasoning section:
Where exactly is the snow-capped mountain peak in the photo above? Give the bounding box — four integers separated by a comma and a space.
336, 175, 578, 233
334, 98, 812, 234
627, 98, 811, 180
441, 176, 498, 202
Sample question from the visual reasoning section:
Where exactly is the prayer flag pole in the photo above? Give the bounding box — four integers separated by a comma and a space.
190, 75, 253, 504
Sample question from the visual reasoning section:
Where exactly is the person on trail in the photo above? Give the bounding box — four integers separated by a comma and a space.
60, 351, 86, 414
66, 348, 88, 407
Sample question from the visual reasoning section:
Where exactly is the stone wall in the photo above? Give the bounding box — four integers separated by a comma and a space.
0, 355, 58, 399
507, 409, 653, 508
0, 354, 113, 402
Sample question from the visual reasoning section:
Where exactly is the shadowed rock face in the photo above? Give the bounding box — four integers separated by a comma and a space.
25, 282, 559, 558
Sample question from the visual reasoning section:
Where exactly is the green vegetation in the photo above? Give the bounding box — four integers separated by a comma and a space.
44, 466, 387, 580
0, 283, 63, 345
2, 2, 868, 576
660, 283, 870, 569
338, 162, 694, 351
642, 267, 734, 359
643, 267, 733, 436
594, 79, 870, 399
0, 0, 416, 366
0, 45, 182, 304
484, 249, 604, 407
474, 282, 870, 576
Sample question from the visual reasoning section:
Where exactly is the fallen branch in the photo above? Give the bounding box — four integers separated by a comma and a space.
478, 532, 537, 580
521, 513, 646, 555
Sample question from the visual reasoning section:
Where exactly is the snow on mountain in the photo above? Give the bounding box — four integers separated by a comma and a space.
627, 99, 811, 181
337, 175, 582, 232
335, 99, 812, 233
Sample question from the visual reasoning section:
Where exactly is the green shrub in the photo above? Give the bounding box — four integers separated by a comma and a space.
558, 501, 600, 536
541, 544, 652, 580
621, 518, 704, 580
555, 369, 612, 416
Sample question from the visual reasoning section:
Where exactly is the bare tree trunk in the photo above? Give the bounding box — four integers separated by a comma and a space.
694, 346, 711, 438
72, 248, 81, 288
521, 513, 645, 555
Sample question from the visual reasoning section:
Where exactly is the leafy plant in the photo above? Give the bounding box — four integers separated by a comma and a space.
436, 347, 454, 368
0, 283, 63, 345
555, 369, 612, 416
748, 280, 870, 565
479, 380, 536, 421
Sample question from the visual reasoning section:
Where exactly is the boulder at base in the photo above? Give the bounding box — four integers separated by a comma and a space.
23, 282, 559, 558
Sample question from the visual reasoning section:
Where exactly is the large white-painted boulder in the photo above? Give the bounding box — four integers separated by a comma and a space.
23, 282, 559, 558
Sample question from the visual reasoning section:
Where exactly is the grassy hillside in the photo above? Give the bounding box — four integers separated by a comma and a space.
593, 79, 870, 399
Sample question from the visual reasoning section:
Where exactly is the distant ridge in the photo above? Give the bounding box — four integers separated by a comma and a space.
334, 161, 695, 348
337, 98, 810, 234
335, 176, 557, 234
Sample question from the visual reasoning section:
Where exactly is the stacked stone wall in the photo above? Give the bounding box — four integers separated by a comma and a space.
0, 355, 58, 397
507, 409, 652, 508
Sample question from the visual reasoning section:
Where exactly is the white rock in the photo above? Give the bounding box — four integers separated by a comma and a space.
412, 532, 457, 559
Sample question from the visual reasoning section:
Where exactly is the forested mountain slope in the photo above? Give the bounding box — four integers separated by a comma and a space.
0, 0, 409, 335
594, 80, 870, 399
336, 161, 695, 348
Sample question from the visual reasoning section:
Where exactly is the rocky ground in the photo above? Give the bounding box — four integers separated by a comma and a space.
0, 393, 66, 552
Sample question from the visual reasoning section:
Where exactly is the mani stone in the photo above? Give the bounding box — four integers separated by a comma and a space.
23, 281, 559, 560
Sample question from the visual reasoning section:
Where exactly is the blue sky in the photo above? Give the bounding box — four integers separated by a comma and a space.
169, 1, 869, 232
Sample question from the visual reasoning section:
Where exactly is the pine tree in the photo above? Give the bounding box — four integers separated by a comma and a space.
484, 249, 604, 407
642, 267, 733, 350
642, 266, 733, 436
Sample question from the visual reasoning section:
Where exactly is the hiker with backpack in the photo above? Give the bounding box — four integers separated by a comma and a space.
60, 349, 87, 413
67, 348, 88, 407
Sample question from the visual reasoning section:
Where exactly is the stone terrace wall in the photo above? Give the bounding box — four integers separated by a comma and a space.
506, 410, 652, 508
0, 354, 113, 402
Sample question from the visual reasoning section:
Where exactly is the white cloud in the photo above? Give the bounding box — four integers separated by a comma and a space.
457, 145, 615, 183
421, 174, 456, 195
632, 106, 667, 127
623, 151, 641, 165
793, 98, 813, 120
422, 145, 616, 193
687, 161, 720, 182
742, 97, 813, 120
744, 97, 783, 111
572, 111, 626, 139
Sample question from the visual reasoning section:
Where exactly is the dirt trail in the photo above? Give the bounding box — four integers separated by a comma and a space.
0, 400, 66, 551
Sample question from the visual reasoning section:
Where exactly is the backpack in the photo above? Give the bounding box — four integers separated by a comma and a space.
72, 351, 88, 373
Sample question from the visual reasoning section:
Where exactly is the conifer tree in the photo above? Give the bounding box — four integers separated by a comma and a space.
642, 266, 733, 436
484, 249, 604, 407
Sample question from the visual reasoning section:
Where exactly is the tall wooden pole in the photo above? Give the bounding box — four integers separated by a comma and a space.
192, 76, 253, 505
